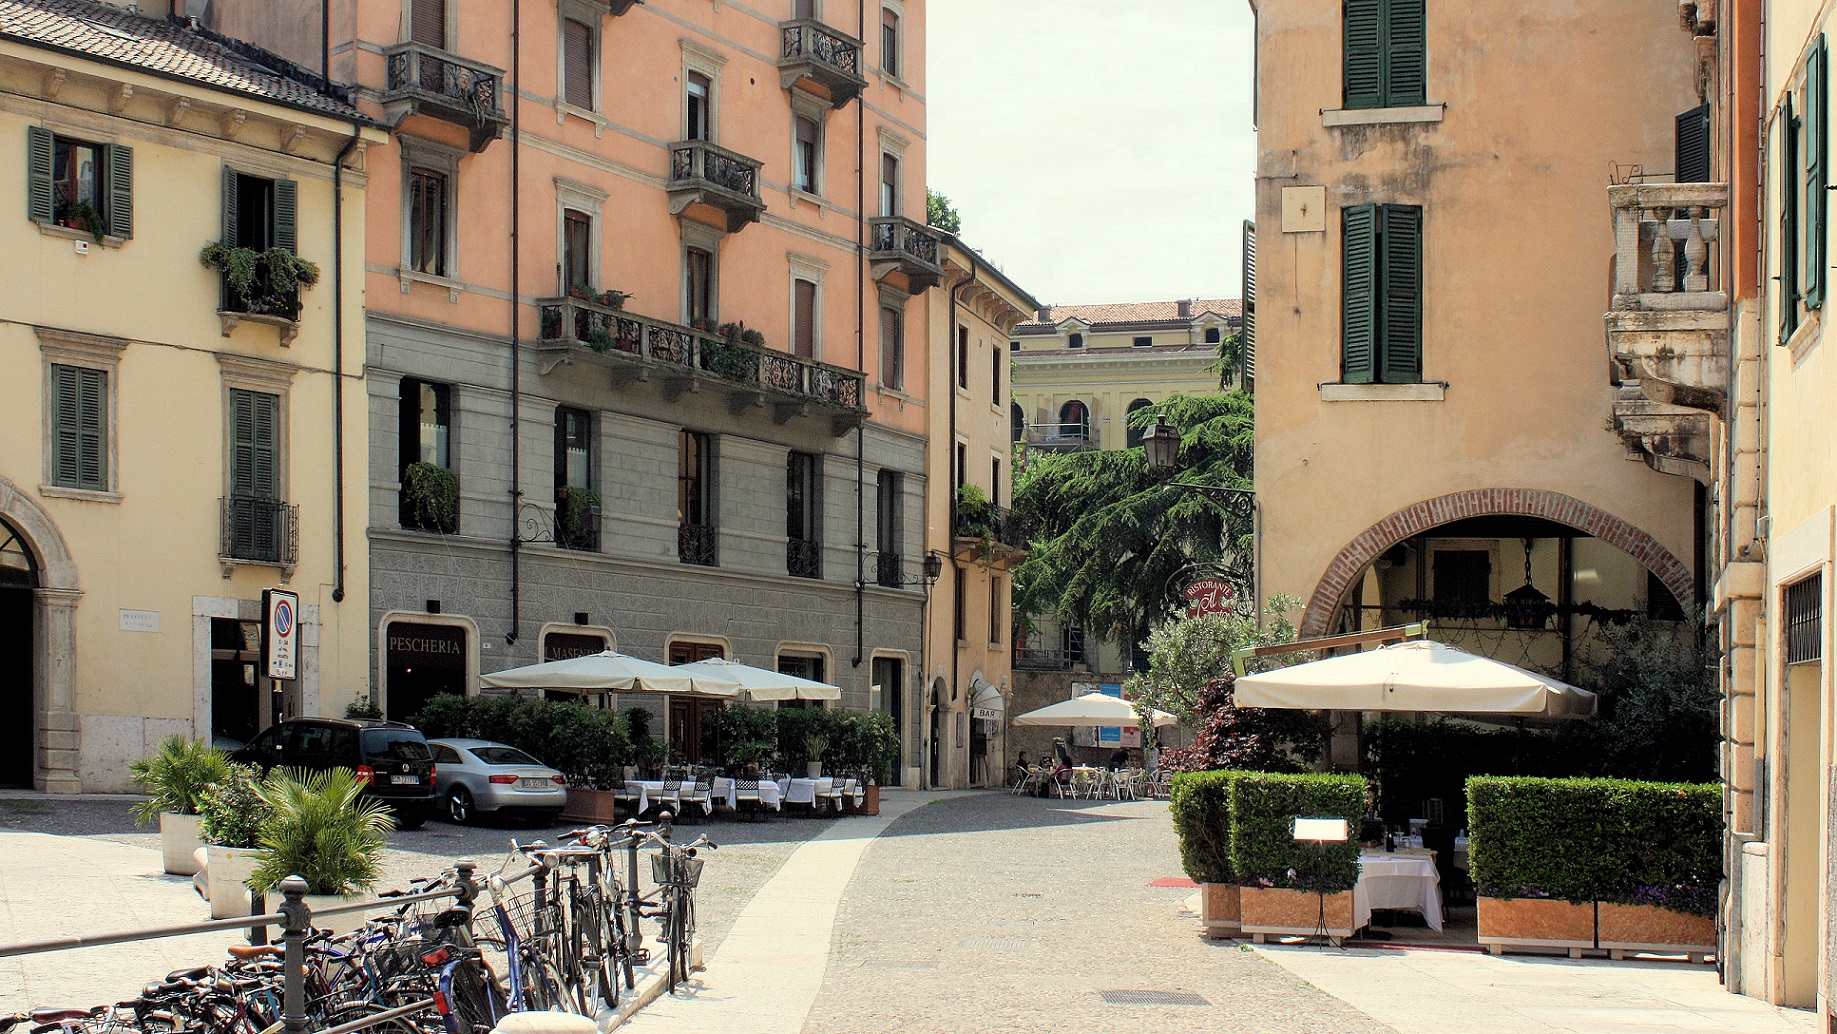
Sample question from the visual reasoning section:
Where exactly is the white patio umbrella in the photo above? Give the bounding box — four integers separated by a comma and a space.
1013, 692, 1178, 728
669, 657, 840, 702
1232, 639, 1596, 719
479, 650, 741, 697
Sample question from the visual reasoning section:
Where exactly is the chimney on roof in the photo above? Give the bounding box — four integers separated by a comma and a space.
1177, 298, 1194, 319
1036, 306, 1051, 322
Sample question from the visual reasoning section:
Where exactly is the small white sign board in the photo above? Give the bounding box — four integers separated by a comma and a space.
264, 588, 299, 681
1292, 817, 1350, 842
118, 609, 160, 633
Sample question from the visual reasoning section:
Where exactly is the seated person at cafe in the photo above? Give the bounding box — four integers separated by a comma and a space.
1107, 747, 1130, 770
1014, 751, 1032, 782
1051, 739, 1075, 785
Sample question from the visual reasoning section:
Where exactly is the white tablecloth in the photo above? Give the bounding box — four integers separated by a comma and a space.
625, 778, 785, 813
782, 777, 865, 806
1352, 848, 1443, 932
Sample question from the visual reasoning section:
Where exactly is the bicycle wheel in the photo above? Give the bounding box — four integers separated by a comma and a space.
439, 956, 507, 1034
569, 886, 616, 1012
607, 889, 636, 991
666, 888, 689, 990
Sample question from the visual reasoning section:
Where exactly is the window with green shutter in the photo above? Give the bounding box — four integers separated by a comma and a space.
1805, 36, 1827, 310
50, 364, 107, 491
26, 127, 131, 239
230, 389, 280, 500
1342, 202, 1424, 383
1782, 93, 1802, 343
1344, 0, 1427, 110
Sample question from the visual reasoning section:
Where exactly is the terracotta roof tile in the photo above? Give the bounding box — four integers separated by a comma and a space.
0, 0, 363, 120
1015, 298, 1242, 331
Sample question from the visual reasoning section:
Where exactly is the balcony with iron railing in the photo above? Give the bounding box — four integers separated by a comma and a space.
778, 19, 866, 108
787, 537, 822, 579
217, 261, 302, 344
1023, 422, 1095, 453
380, 43, 508, 152
667, 140, 765, 233
868, 216, 945, 294
679, 522, 718, 567
875, 551, 904, 588
953, 502, 1027, 567
220, 495, 298, 572
1606, 181, 1729, 412
1012, 645, 1087, 671
535, 296, 866, 431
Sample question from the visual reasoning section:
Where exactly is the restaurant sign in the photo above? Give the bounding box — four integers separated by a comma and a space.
1183, 577, 1238, 620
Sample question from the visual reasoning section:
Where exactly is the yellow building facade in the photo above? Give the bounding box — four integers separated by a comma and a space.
0, 0, 382, 791
921, 237, 1035, 789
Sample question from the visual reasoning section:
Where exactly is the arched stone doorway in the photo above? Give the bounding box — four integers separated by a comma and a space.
0, 476, 82, 792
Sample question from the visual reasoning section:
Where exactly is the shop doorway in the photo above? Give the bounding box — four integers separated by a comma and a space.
210, 618, 261, 748
0, 519, 36, 787
384, 620, 470, 722
667, 640, 726, 763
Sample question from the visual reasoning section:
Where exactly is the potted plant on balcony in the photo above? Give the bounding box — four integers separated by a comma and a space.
198, 243, 321, 317
401, 461, 458, 534
57, 199, 106, 242
594, 289, 631, 310
194, 763, 274, 919
247, 768, 393, 934
556, 486, 602, 550
131, 736, 234, 876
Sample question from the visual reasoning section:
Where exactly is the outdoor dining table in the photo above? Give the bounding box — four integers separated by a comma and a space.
623, 777, 788, 814
1352, 847, 1443, 932
782, 776, 864, 807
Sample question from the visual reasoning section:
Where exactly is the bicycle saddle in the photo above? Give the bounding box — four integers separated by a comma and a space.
164, 967, 211, 983
30, 1008, 94, 1024
226, 944, 282, 960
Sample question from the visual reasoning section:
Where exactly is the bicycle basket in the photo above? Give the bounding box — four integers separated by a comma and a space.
650, 853, 704, 889
492, 890, 551, 945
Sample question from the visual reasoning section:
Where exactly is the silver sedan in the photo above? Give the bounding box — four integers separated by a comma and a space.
427, 738, 569, 825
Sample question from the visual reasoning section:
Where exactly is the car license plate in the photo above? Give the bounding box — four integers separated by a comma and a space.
391, 774, 418, 785
519, 778, 548, 789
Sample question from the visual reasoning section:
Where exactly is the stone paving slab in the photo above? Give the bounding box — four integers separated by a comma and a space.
1252, 942, 1818, 1034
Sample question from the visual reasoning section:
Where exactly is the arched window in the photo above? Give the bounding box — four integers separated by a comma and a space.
1058, 400, 1090, 442
1011, 403, 1026, 442
1125, 398, 1154, 448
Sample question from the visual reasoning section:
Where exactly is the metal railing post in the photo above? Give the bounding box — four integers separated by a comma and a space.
279, 875, 310, 1034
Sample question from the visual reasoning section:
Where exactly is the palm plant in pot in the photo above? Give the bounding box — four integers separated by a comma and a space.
804, 735, 829, 780
248, 768, 394, 933
130, 736, 233, 876
195, 763, 273, 919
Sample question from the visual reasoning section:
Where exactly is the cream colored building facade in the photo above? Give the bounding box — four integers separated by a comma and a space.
921, 237, 1035, 789
1249, 0, 1701, 701
0, 0, 382, 790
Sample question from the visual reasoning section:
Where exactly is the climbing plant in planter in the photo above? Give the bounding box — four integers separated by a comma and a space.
400, 461, 458, 534
199, 242, 321, 317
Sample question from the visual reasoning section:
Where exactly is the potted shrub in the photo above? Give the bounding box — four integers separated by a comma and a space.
198, 242, 321, 317
594, 289, 631, 310
400, 461, 458, 534
1170, 770, 1242, 937
803, 735, 829, 780
58, 199, 105, 241
248, 768, 393, 934
130, 736, 233, 876
194, 763, 273, 919
1229, 772, 1364, 942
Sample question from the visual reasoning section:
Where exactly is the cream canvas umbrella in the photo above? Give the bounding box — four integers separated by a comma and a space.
1232, 639, 1596, 719
480, 650, 741, 697
669, 657, 840, 702
1013, 692, 1178, 728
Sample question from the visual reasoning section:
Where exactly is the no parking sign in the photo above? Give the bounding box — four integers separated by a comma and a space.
263, 588, 299, 681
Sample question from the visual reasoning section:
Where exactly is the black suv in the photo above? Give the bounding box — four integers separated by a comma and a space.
232, 718, 437, 830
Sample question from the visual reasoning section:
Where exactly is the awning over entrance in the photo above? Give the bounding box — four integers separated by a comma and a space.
970, 680, 1004, 720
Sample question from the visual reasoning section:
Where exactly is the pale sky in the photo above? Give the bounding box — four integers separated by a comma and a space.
925, 0, 1258, 307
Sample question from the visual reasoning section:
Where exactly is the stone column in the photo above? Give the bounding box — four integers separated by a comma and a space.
35, 587, 82, 793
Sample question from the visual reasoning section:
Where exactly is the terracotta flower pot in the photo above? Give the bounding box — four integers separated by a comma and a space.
1477, 897, 1596, 954
1241, 886, 1354, 939
160, 813, 203, 876
1199, 882, 1241, 938
1597, 902, 1715, 952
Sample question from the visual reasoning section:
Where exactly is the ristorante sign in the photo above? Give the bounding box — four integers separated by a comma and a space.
1183, 577, 1237, 620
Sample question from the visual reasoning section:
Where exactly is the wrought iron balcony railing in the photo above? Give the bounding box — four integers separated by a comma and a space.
668, 140, 765, 233
217, 261, 301, 344
1012, 646, 1086, 671
778, 19, 866, 108
875, 552, 903, 588
535, 296, 867, 421
953, 503, 1027, 552
868, 216, 945, 293
221, 495, 298, 566
679, 521, 718, 566
787, 537, 822, 579
380, 43, 508, 152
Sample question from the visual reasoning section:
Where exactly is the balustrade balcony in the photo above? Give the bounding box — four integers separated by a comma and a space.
1023, 422, 1095, 453
1606, 181, 1729, 413
778, 19, 866, 108
668, 140, 765, 233
380, 43, 508, 152
536, 296, 866, 434
868, 216, 945, 294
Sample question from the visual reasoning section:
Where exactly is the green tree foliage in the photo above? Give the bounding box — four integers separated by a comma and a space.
1125, 606, 1301, 726
926, 188, 961, 234
1210, 329, 1246, 389
1556, 618, 1718, 783
1011, 392, 1254, 644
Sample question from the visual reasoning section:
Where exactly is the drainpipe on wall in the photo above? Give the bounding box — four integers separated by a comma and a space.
943, 265, 977, 789
329, 127, 362, 605
851, 0, 866, 669
506, 0, 524, 649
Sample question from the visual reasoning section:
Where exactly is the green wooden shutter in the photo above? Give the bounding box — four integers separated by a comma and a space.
103, 143, 132, 240
1344, 0, 1383, 109
27, 127, 54, 225
1342, 204, 1379, 384
231, 389, 279, 499
222, 167, 240, 248
1385, 0, 1427, 106
1783, 95, 1801, 343
1675, 104, 1712, 183
51, 365, 81, 487
1807, 37, 1827, 309
1241, 219, 1257, 392
273, 178, 297, 254
1380, 204, 1424, 382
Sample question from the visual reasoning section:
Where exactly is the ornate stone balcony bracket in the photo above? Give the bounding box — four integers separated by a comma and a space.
868, 216, 945, 294
778, 19, 867, 109
380, 43, 509, 152
1613, 383, 1711, 484
1606, 181, 1729, 413
668, 140, 766, 233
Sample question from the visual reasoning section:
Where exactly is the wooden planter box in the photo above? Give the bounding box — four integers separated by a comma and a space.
1478, 897, 1597, 956
1199, 883, 1241, 938
1241, 886, 1354, 943
560, 787, 621, 824
1597, 903, 1715, 961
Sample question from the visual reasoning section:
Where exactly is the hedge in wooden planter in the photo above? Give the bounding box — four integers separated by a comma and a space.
1229, 771, 1365, 941
1170, 771, 1244, 935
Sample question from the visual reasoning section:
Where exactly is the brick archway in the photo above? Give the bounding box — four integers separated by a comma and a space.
1299, 488, 1695, 637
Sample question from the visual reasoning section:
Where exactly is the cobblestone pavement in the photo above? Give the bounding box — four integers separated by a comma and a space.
800, 793, 1396, 1034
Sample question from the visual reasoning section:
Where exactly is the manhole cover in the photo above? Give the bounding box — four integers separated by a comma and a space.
1098, 990, 1210, 1007
962, 938, 1035, 950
